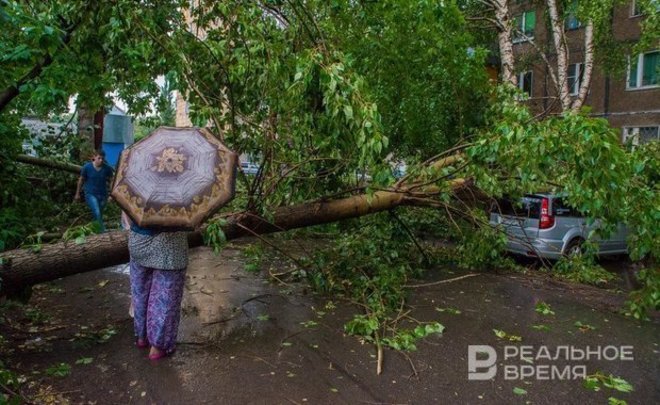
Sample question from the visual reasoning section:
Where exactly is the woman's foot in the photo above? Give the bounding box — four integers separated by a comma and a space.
148, 346, 175, 361
136, 339, 149, 349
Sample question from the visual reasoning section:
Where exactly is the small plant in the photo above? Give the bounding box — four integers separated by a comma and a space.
555, 255, 617, 286
0, 360, 25, 404
62, 222, 100, 244
75, 357, 93, 365
625, 268, 660, 321
203, 218, 228, 254
242, 244, 264, 273
531, 324, 550, 331
22, 231, 46, 253
583, 371, 633, 393
535, 302, 555, 316
381, 323, 445, 351
493, 329, 522, 342
45, 363, 71, 378
435, 306, 461, 315
24, 307, 50, 325
574, 321, 596, 332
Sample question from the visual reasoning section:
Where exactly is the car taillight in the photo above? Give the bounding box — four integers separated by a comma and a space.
539, 197, 555, 229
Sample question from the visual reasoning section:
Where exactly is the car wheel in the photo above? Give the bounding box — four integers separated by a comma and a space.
564, 238, 584, 258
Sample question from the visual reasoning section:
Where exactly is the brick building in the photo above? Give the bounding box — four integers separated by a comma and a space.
508, 0, 659, 145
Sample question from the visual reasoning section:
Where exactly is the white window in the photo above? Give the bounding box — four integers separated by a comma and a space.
513, 10, 536, 42
568, 63, 583, 95
623, 126, 660, 145
627, 51, 659, 89
632, 0, 660, 17
517, 71, 533, 97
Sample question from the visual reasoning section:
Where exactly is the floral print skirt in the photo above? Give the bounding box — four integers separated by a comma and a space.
129, 261, 186, 353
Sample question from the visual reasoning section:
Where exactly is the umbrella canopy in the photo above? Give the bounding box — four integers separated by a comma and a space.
111, 127, 237, 230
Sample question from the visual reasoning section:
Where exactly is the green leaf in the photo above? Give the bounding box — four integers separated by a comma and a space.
75, 357, 93, 365
513, 387, 527, 395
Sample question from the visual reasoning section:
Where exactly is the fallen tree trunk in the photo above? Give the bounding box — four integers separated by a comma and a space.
16, 154, 81, 175
0, 180, 470, 296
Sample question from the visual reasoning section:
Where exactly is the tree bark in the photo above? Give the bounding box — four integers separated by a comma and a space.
0, 182, 470, 296
493, 0, 517, 86
572, 21, 594, 111
16, 154, 81, 175
546, 0, 571, 110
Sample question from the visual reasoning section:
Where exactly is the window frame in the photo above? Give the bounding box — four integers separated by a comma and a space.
567, 63, 583, 96
517, 70, 533, 97
632, 0, 660, 17
626, 51, 660, 90
622, 126, 660, 145
512, 10, 536, 43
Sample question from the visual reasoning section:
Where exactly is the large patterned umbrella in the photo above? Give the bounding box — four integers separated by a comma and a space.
111, 127, 237, 230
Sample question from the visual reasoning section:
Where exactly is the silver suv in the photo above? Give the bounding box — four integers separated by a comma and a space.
489, 194, 628, 260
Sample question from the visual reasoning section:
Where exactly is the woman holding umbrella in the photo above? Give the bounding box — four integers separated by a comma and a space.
113, 127, 237, 360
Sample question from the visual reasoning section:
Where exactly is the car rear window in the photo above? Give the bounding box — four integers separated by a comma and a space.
493, 195, 542, 219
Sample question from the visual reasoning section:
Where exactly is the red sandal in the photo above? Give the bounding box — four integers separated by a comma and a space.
148, 347, 176, 361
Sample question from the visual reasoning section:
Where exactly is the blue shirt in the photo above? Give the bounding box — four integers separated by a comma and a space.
81, 162, 114, 198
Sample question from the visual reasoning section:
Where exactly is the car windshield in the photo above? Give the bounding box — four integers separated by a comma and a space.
494, 195, 542, 219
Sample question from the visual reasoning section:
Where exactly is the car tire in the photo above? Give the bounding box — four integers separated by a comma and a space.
564, 238, 584, 258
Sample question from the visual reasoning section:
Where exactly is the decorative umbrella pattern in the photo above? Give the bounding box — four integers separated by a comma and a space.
111, 127, 237, 229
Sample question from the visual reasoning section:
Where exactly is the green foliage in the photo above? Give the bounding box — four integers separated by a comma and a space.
574, 321, 596, 331
326, 0, 491, 156
45, 362, 71, 378
468, 87, 659, 318
311, 213, 445, 355
0, 360, 24, 405
583, 371, 634, 393
535, 302, 555, 316
75, 357, 93, 365
453, 213, 514, 270
554, 255, 617, 286
625, 267, 660, 321
203, 218, 228, 254
493, 328, 522, 342
62, 222, 101, 245
23, 306, 50, 324
380, 323, 444, 351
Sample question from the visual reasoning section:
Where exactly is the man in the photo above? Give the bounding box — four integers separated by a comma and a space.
74, 150, 114, 232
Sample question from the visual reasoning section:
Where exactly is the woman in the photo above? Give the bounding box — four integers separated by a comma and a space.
123, 212, 188, 360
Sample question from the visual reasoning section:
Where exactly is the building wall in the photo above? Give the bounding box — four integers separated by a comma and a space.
508, 0, 659, 141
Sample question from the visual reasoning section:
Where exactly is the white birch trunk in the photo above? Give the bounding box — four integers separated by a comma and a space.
572, 20, 594, 111
546, 0, 571, 110
493, 0, 517, 86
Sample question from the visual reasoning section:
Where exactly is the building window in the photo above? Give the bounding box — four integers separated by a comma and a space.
513, 10, 536, 42
517, 71, 533, 97
565, 0, 581, 30
623, 126, 660, 145
627, 51, 659, 89
632, 0, 660, 17
568, 63, 583, 95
